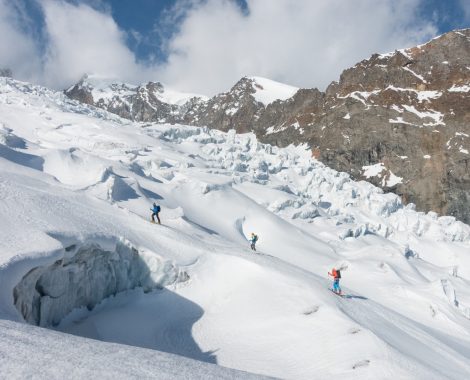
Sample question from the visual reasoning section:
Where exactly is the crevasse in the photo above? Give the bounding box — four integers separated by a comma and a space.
13, 239, 187, 327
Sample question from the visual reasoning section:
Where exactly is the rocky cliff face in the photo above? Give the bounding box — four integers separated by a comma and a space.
294, 29, 470, 222
65, 29, 470, 223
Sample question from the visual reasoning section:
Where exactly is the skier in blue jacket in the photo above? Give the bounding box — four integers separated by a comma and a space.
150, 203, 161, 224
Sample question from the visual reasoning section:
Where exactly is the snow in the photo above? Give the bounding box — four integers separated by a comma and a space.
266, 120, 304, 135
158, 87, 209, 106
0, 319, 263, 379
265, 123, 289, 135
385, 171, 402, 187
447, 133, 470, 153
361, 163, 402, 187
389, 116, 417, 126
362, 163, 385, 178
417, 90, 442, 102
449, 84, 470, 93
398, 48, 413, 60
378, 49, 413, 59
377, 51, 395, 59
338, 90, 380, 107
390, 98, 444, 127
386, 86, 442, 103
402, 105, 445, 126
225, 106, 239, 116
248, 76, 299, 106
2, 77, 470, 379
391, 104, 403, 113
79, 73, 208, 106
402, 66, 427, 83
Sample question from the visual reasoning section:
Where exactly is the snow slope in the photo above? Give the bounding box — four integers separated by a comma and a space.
0, 319, 266, 379
248, 76, 299, 106
1, 77, 470, 379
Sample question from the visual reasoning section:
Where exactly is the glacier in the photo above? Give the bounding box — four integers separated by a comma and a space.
1, 76, 470, 379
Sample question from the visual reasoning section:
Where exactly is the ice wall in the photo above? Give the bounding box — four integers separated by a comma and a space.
13, 240, 187, 327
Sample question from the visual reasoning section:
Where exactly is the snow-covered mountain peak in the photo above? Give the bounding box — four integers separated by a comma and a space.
225, 76, 299, 106
247, 76, 299, 106
79, 74, 139, 103
66, 73, 208, 108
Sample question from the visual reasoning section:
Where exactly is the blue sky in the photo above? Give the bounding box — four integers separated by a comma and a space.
77, 0, 250, 62
1, 0, 469, 94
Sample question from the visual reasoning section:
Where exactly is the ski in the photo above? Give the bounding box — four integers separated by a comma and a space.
329, 289, 345, 297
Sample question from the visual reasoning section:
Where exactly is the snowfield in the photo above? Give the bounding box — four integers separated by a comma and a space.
248, 76, 299, 106
1, 77, 470, 379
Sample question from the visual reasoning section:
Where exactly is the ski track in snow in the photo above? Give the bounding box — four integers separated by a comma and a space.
1, 77, 470, 379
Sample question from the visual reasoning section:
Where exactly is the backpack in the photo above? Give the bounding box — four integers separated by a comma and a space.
253, 235, 258, 242
155, 205, 161, 213
336, 269, 341, 279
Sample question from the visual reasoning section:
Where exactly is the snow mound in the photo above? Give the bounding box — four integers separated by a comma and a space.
43, 148, 107, 188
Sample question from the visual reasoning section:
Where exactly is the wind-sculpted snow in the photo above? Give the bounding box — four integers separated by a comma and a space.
0, 123, 26, 149
2, 77, 470, 379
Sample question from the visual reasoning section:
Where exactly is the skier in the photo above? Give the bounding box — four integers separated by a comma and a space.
328, 267, 342, 295
250, 232, 259, 251
150, 202, 161, 224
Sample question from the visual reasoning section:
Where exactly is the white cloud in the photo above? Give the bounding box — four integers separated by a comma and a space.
459, 0, 470, 22
156, 0, 437, 95
0, 0, 41, 82
40, 0, 147, 88
0, 0, 158, 89
0, 0, 440, 96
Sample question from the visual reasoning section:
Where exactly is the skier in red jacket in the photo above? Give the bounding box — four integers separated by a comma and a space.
328, 268, 342, 295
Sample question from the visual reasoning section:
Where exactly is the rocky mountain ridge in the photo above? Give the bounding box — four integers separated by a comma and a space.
63, 29, 470, 223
